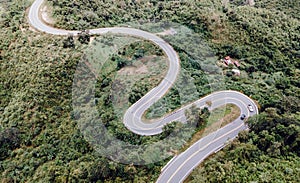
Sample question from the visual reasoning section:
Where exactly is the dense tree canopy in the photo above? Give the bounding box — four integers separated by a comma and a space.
187, 110, 300, 182
0, 0, 299, 182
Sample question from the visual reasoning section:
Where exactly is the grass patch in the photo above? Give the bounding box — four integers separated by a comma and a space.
179, 104, 240, 153
92, 35, 168, 119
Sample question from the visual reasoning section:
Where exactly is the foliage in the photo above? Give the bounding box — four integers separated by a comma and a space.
78, 30, 90, 44
185, 105, 210, 129
0, 128, 20, 160
63, 34, 75, 48
0, 0, 299, 182
187, 110, 300, 182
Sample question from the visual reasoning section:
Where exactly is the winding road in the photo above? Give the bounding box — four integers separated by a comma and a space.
28, 0, 259, 182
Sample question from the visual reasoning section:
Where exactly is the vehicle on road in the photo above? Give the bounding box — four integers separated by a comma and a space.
240, 114, 246, 120
248, 104, 254, 112
28, 1, 259, 181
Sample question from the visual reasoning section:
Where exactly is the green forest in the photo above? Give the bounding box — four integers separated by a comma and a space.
0, 0, 299, 182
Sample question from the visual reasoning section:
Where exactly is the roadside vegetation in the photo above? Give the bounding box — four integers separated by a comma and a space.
186, 109, 300, 182
0, 0, 299, 182
180, 104, 240, 153
91, 35, 167, 119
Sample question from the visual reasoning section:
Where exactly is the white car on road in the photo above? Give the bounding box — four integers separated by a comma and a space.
248, 104, 254, 112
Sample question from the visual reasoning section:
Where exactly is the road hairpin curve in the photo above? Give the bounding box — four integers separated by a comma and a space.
28, 0, 258, 182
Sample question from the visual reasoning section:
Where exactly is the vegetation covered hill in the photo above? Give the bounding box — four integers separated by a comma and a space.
0, 0, 299, 182
187, 109, 300, 182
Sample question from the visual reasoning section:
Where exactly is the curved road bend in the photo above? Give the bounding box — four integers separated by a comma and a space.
28, 0, 259, 182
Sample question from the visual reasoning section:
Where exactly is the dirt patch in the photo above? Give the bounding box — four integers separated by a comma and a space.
89, 36, 96, 44
118, 64, 148, 75
156, 28, 177, 36
117, 55, 160, 75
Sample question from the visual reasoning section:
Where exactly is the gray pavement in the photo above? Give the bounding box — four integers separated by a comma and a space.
28, 1, 259, 182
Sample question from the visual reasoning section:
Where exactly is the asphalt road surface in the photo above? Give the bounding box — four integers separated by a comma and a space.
28, 1, 259, 182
